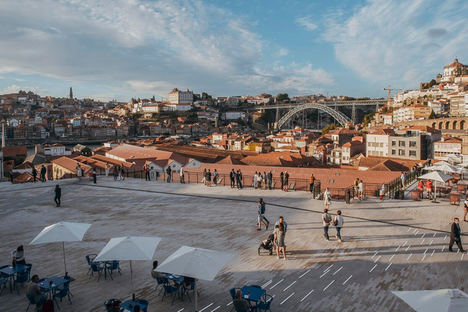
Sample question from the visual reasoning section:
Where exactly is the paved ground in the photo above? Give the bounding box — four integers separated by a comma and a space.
0, 177, 467, 312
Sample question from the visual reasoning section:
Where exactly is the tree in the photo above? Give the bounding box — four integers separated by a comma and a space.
362, 112, 375, 126
321, 123, 336, 134
429, 110, 436, 119
276, 93, 289, 102
184, 112, 198, 124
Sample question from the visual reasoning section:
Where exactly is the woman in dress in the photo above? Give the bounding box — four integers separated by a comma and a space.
274, 223, 286, 260
323, 188, 332, 209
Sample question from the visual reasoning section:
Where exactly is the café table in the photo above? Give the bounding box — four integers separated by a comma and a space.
241, 285, 266, 306
121, 299, 148, 312
0, 264, 28, 292
38, 276, 68, 297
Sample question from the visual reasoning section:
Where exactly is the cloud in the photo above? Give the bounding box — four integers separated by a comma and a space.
0, 0, 332, 98
1, 84, 48, 94
323, 0, 468, 87
296, 16, 318, 32
275, 48, 289, 57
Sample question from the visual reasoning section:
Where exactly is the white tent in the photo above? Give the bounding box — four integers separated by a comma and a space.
156, 246, 234, 311
418, 171, 453, 202
425, 164, 460, 174
392, 289, 468, 312
30, 222, 92, 274
94, 236, 161, 296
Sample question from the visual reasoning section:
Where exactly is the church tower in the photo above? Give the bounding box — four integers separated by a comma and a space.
69, 87, 73, 99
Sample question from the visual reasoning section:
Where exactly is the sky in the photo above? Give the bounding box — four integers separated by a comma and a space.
0, 0, 467, 101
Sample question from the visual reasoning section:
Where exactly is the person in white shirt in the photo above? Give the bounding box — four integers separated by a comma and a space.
323, 188, 332, 209
333, 210, 344, 243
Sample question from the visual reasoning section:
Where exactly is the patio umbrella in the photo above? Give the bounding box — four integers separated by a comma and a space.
425, 164, 460, 174
156, 246, 234, 311
418, 171, 453, 202
94, 236, 161, 297
392, 289, 468, 312
30, 221, 92, 274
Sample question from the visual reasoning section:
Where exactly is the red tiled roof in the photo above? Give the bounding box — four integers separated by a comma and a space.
91, 154, 134, 168
52, 156, 92, 174
2, 146, 27, 158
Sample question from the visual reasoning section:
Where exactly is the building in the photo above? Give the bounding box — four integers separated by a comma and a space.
388, 130, 428, 160
52, 156, 91, 179
441, 58, 468, 83
449, 93, 468, 117
366, 129, 394, 157
44, 144, 72, 156
223, 111, 246, 120
433, 137, 463, 160
393, 105, 432, 123
341, 140, 366, 165
167, 88, 193, 111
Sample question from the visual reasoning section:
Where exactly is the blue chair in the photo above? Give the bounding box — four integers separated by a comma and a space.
136, 299, 149, 312
14, 266, 31, 293
257, 294, 273, 312
0, 276, 7, 296
155, 276, 168, 295
161, 284, 178, 305
183, 281, 197, 302
85, 254, 97, 275
53, 277, 72, 304
89, 262, 103, 281
105, 261, 121, 279
26, 293, 42, 312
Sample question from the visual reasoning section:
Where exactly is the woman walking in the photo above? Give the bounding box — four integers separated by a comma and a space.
323, 188, 332, 209
274, 223, 286, 260
257, 198, 269, 231
333, 210, 344, 243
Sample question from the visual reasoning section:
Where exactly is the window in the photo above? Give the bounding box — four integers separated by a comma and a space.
392, 141, 396, 146
379, 143, 384, 147
399, 150, 405, 156
399, 141, 405, 147
409, 141, 417, 147
391, 149, 396, 155
409, 151, 417, 157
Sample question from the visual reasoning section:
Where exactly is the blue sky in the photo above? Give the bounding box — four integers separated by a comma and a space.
0, 0, 467, 101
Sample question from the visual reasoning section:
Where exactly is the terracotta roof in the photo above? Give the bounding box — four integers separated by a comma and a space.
368, 129, 395, 135
216, 155, 246, 165
358, 156, 423, 171
444, 58, 465, 68
52, 156, 92, 174
342, 141, 364, 148
107, 144, 189, 165
435, 137, 462, 143
240, 152, 322, 167
73, 155, 110, 169
91, 154, 134, 168
369, 159, 409, 172
2, 146, 27, 158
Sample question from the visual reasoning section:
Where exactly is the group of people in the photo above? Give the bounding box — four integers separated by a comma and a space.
252, 171, 272, 190
417, 179, 434, 200
353, 178, 365, 200
201, 168, 218, 186
31, 165, 47, 183
112, 165, 126, 181
229, 169, 244, 189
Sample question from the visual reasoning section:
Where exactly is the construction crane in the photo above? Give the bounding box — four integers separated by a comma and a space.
383, 86, 401, 104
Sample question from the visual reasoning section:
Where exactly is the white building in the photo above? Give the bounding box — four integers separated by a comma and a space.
366, 129, 394, 157
223, 111, 246, 120
70, 118, 81, 127
168, 88, 193, 105
44, 144, 72, 156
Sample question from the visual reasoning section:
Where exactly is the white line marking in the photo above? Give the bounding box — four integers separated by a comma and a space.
441, 246, 445, 252
319, 271, 329, 279
177, 309, 184, 312
333, 266, 343, 275
405, 245, 411, 251
323, 264, 334, 272
299, 269, 311, 279
210, 306, 220, 312
421, 233, 425, 239
374, 255, 381, 263
402, 240, 408, 247
342, 275, 352, 285
431, 249, 435, 257
462, 253, 465, 261
283, 281, 296, 292
429, 239, 434, 246
371, 251, 379, 259
300, 289, 314, 302
412, 229, 417, 233
226, 302, 232, 306
444, 235, 447, 240
270, 279, 284, 290
421, 239, 425, 245
424, 248, 428, 254
199, 303, 213, 312
280, 292, 295, 305
457, 249, 460, 254
261, 280, 272, 288
433, 232, 436, 237
395, 245, 401, 252
323, 280, 335, 291
414, 230, 419, 235
407, 253, 412, 260
385, 263, 392, 271
421, 254, 426, 262
369, 264, 377, 272
389, 254, 395, 261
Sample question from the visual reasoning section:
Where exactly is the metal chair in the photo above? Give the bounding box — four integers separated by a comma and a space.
105, 261, 121, 279
161, 284, 178, 305
53, 276, 72, 305
14, 266, 31, 293
89, 262, 103, 281
85, 254, 97, 275
257, 294, 273, 312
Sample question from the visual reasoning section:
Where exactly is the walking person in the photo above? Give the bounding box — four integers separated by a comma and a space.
257, 198, 270, 231
449, 217, 465, 252
322, 208, 332, 240
283, 171, 289, 191
353, 178, 359, 199
323, 187, 332, 209
32, 167, 37, 182
230, 169, 236, 188
76, 164, 83, 180
54, 185, 61, 207
267, 171, 272, 190
40, 165, 46, 182
262, 172, 267, 190
144, 164, 150, 181
180, 167, 185, 184
401, 171, 406, 189
236, 169, 243, 189
426, 180, 433, 200
253, 172, 258, 189
105, 163, 110, 177
274, 223, 286, 260
358, 179, 364, 200
333, 210, 344, 243
280, 172, 284, 190
417, 180, 424, 199
379, 184, 385, 200
309, 174, 315, 194
120, 166, 125, 181
113, 166, 119, 181
92, 168, 97, 184
166, 166, 172, 183
213, 169, 218, 186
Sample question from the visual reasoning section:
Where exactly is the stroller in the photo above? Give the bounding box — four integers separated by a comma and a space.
258, 233, 275, 255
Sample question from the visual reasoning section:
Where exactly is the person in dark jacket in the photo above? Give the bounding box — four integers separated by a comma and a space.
166, 166, 172, 183
449, 217, 465, 252
267, 171, 273, 190
54, 185, 61, 207
32, 167, 37, 182
230, 169, 236, 188
92, 168, 97, 184
40, 165, 46, 182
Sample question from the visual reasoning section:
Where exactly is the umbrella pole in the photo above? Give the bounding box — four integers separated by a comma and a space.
194, 279, 198, 312
130, 260, 135, 301
62, 241, 67, 274
433, 181, 437, 203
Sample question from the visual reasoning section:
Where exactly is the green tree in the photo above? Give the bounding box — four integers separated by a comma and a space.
276, 93, 289, 102
321, 123, 336, 134
362, 112, 375, 126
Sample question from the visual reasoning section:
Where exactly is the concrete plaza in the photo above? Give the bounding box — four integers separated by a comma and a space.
0, 177, 467, 311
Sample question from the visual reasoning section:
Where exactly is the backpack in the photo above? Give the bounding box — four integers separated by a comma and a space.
42, 299, 54, 312
324, 213, 332, 223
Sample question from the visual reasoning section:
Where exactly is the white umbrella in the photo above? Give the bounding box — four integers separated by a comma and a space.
392, 289, 468, 312
418, 171, 453, 202
94, 236, 161, 297
30, 221, 92, 274
425, 164, 460, 174
156, 246, 234, 311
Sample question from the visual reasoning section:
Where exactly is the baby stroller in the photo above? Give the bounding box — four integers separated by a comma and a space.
258, 233, 275, 255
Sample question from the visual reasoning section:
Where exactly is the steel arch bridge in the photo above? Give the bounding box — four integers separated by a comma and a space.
276, 102, 352, 130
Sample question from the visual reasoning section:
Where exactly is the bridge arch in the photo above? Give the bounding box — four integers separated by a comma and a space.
445, 121, 450, 129
431, 122, 436, 129
461, 120, 465, 130
438, 121, 443, 129
276, 102, 352, 130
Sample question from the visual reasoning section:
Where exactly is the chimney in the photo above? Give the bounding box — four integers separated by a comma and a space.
1, 121, 5, 148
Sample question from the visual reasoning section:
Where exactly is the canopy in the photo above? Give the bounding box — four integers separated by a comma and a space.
156, 246, 234, 281
30, 222, 91, 245
30, 221, 92, 273
425, 164, 460, 174
418, 171, 453, 183
156, 246, 234, 311
94, 236, 161, 262
392, 289, 468, 312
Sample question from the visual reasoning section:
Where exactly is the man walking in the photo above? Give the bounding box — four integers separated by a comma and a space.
280, 172, 284, 190
257, 198, 270, 231
333, 210, 344, 243
40, 165, 46, 182
283, 171, 289, 191
92, 168, 97, 184
267, 171, 273, 190
230, 169, 236, 188
144, 164, 150, 181
449, 217, 465, 252
322, 208, 332, 240
32, 167, 37, 182
236, 169, 243, 189
180, 167, 185, 183
54, 185, 61, 207
213, 169, 218, 186
309, 174, 315, 194
166, 166, 172, 183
